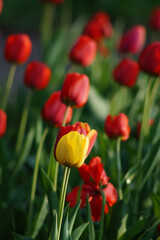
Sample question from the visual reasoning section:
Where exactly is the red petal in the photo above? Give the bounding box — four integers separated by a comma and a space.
87, 129, 98, 156
79, 163, 91, 184
103, 183, 118, 207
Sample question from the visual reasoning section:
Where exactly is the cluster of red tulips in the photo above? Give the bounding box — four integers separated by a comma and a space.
0, 0, 160, 239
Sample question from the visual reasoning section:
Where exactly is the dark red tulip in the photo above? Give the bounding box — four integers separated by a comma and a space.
67, 156, 118, 221
139, 42, 160, 75
0, 109, 7, 138
24, 61, 51, 90
61, 72, 89, 108
113, 58, 139, 87
149, 7, 160, 31
4, 34, 32, 64
84, 11, 113, 43
42, 91, 73, 127
69, 35, 97, 67
136, 119, 154, 138
0, 0, 3, 14
39, 0, 64, 4
104, 113, 131, 141
118, 25, 146, 54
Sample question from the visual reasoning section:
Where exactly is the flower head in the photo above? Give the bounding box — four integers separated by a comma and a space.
138, 41, 160, 75
4, 34, 32, 64
24, 61, 51, 90
54, 122, 97, 167
113, 58, 139, 87
0, 109, 7, 138
69, 35, 97, 67
42, 91, 73, 127
61, 72, 89, 108
104, 113, 131, 141
118, 25, 146, 54
84, 11, 113, 43
149, 7, 160, 31
67, 156, 118, 221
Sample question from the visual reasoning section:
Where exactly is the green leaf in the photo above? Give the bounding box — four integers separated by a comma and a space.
108, 200, 127, 240
68, 200, 81, 234
137, 218, 160, 240
31, 196, 48, 238
49, 211, 58, 240
61, 214, 71, 240
72, 222, 89, 240
119, 216, 150, 240
151, 194, 160, 218
41, 168, 58, 216
87, 197, 95, 240
99, 191, 106, 240
13, 233, 33, 240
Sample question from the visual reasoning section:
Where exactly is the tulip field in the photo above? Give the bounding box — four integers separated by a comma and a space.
0, 0, 160, 239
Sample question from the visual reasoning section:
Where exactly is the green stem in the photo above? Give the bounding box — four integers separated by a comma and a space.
57, 167, 71, 240
62, 106, 70, 127
15, 89, 33, 155
117, 138, 123, 200
1, 64, 17, 111
41, 3, 55, 50
137, 77, 152, 162
26, 127, 49, 235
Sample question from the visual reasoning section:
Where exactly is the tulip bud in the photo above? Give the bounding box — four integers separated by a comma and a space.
54, 122, 97, 167
0, 0, 3, 14
113, 58, 139, 87
84, 11, 113, 43
42, 91, 73, 127
61, 72, 89, 108
24, 61, 51, 90
149, 7, 160, 31
139, 41, 160, 75
4, 34, 32, 64
0, 109, 7, 138
118, 25, 146, 54
69, 35, 97, 67
104, 113, 131, 141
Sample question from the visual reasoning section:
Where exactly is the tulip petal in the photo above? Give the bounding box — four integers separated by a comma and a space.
87, 129, 97, 156
103, 182, 118, 207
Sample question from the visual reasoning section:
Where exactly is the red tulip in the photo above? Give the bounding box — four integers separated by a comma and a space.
67, 156, 118, 221
4, 34, 32, 64
136, 119, 154, 138
39, 0, 64, 4
104, 113, 131, 141
149, 7, 160, 31
24, 61, 51, 90
42, 91, 73, 127
61, 72, 89, 108
0, 109, 7, 138
0, 0, 3, 14
69, 35, 97, 67
139, 41, 160, 75
118, 25, 146, 54
113, 58, 139, 87
83, 11, 113, 43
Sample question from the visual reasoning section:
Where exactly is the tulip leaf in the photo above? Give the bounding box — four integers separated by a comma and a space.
31, 196, 48, 238
61, 214, 71, 240
99, 190, 106, 240
41, 168, 58, 215
87, 197, 95, 240
12, 233, 33, 240
137, 218, 160, 240
118, 216, 150, 240
71, 222, 89, 240
150, 194, 160, 219
49, 211, 58, 240
68, 200, 81, 234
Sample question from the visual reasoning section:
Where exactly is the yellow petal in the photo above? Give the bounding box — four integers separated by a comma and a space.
55, 131, 89, 167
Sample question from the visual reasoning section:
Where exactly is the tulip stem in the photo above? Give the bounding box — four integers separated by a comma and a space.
15, 89, 33, 156
116, 138, 123, 200
137, 77, 152, 162
26, 127, 49, 235
62, 106, 70, 127
1, 64, 17, 111
57, 166, 71, 240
